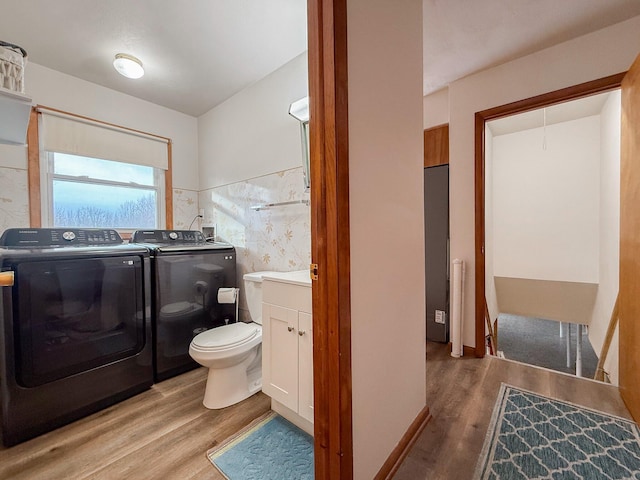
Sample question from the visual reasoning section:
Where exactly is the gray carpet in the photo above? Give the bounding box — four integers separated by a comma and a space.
497, 314, 598, 378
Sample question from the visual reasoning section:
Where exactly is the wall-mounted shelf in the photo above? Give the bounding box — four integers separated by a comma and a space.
250, 199, 310, 211
0, 86, 32, 146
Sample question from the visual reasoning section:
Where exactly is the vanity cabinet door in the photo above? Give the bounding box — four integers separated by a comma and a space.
262, 303, 299, 412
298, 311, 314, 423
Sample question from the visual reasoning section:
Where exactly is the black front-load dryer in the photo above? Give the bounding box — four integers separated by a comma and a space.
0, 228, 153, 447
131, 229, 237, 382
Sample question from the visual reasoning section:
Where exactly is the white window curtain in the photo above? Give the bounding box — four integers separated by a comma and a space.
37, 107, 169, 170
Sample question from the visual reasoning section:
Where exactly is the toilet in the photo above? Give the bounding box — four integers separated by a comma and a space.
188, 271, 275, 409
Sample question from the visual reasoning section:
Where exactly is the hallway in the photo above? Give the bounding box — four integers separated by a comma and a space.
394, 342, 632, 479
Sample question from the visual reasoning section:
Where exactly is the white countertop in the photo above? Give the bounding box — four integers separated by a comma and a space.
262, 270, 312, 287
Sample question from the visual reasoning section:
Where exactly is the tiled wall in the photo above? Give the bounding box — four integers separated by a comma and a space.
199, 167, 311, 320
172, 188, 199, 230
0, 164, 311, 322
0, 167, 29, 231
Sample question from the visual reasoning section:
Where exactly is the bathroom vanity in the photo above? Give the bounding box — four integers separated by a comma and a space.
261, 270, 313, 435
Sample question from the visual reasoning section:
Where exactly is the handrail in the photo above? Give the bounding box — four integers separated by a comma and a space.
594, 293, 619, 382
484, 299, 497, 355
250, 199, 310, 211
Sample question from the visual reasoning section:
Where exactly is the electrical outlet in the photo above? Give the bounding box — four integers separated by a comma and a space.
198, 208, 205, 218
435, 310, 446, 324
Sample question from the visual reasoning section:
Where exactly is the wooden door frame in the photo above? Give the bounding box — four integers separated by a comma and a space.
308, 1, 353, 479
474, 73, 626, 358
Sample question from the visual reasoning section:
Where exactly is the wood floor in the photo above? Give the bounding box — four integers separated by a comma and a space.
0, 367, 270, 480
1, 344, 632, 480
393, 341, 633, 480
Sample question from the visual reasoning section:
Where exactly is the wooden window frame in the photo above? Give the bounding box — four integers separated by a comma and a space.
27, 106, 173, 233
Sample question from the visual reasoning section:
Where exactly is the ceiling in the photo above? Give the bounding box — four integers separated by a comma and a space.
1, 1, 640, 117
487, 91, 613, 137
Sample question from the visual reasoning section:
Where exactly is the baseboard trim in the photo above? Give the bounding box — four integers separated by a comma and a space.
373, 405, 432, 480
464, 345, 477, 357
447, 342, 478, 357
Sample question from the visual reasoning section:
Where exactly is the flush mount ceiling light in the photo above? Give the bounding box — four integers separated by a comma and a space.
113, 53, 144, 79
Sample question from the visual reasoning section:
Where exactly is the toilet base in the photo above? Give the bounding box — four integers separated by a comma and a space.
202, 353, 262, 409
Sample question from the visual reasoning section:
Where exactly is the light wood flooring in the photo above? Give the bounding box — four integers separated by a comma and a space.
0, 367, 270, 479
1, 344, 632, 480
394, 341, 633, 480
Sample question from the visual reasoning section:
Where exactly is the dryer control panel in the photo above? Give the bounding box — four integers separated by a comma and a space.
0, 228, 123, 247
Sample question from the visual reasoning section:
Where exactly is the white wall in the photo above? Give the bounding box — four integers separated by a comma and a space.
423, 87, 449, 128
29, 63, 198, 190
197, 53, 311, 310
590, 90, 621, 384
444, 16, 640, 348
492, 116, 601, 283
0, 62, 200, 230
198, 53, 308, 190
348, 1, 425, 478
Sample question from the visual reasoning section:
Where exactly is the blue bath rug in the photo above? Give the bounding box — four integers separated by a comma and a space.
474, 384, 640, 479
207, 411, 314, 479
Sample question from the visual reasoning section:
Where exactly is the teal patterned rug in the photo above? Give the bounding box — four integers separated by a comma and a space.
207, 411, 314, 479
474, 384, 640, 479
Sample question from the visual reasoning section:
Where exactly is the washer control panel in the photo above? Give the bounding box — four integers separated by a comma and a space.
131, 229, 205, 244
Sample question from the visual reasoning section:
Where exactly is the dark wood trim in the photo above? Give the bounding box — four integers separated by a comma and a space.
308, 0, 353, 479
477, 72, 626, 122
474, 112, 485, 357
464, 345, 477, 357
424, 124, 449, 167
373, 406, 432, 480
620, 54, 640, 422
27, 107, 41, 227
165, 141, 173, 229
474, 72, 626, 358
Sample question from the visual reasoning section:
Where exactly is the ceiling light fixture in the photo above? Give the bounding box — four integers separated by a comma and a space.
113, 53, 144, 79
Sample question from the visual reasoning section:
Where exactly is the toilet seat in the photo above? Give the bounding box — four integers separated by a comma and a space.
160, 301, 199, 317
191, 322, 260, 351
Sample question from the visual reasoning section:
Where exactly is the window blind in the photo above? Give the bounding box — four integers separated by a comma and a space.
38, 107, 169, 170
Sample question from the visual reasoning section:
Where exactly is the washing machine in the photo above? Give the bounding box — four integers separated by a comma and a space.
0, 228, 153, 447
131, 229, 237, 382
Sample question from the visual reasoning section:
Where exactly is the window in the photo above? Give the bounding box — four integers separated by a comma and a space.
42, 152, 165, 229
27, 106, 173, 230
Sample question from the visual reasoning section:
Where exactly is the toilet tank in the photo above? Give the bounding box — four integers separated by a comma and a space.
243, 271, 277, 325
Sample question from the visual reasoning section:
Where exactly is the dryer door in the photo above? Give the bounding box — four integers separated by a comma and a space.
12, 255, 145, 387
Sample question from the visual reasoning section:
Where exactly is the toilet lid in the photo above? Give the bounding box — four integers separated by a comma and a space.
192, 322, 259, 350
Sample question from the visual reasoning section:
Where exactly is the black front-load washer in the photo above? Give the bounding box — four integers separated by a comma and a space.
131, 229, 237, 382
0, 228, 153, 447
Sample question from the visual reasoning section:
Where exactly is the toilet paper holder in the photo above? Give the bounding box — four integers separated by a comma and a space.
218, 287, 239, 324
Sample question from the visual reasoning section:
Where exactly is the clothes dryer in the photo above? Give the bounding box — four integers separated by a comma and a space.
0, 228, 153, 447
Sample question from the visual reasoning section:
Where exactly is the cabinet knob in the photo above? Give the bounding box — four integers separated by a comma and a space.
288, 326, 294, 332
298, 330, 306, 336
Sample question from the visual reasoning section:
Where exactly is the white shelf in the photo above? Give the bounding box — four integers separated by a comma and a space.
0, 85, 30, 102
0, 86, 32, 145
